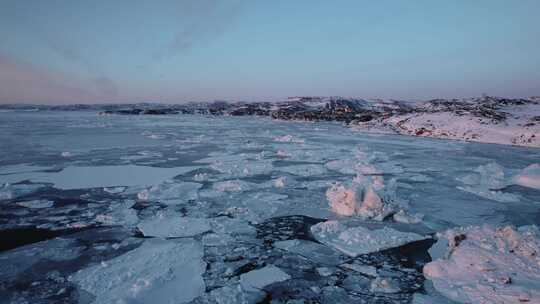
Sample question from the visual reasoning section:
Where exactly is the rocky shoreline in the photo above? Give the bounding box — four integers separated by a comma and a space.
2, 95, 539, 147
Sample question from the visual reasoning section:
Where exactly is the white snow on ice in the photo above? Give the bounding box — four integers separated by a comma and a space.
424, 225, 540, 304
70, 238, 206, 304
311, 221, 428, 257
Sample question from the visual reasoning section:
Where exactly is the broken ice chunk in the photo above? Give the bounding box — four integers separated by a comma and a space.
103, 186, 127, 194
137, 216, 211, 238
513, 163, 540, 190
370, 277, 401, 294
0, 183, 45, 200
423, 224, 540, 304
137, 181, 201, 205
212, 179, 256, 192
16, 199, 54, 209
456, 162, 520, 202
326, 177, 403, 220
70, 238, 205, 304
273, 134, 304, 143
239, 265, 291, 292
274, 239, 345, 266
278, 164, 327, 177
311, 221, 428, 257
393, 210, 424, 224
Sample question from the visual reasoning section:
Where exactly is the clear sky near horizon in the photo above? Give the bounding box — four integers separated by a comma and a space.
1, 0, 539, 104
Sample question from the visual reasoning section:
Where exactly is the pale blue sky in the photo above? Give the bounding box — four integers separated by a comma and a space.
1, 0, 539, 103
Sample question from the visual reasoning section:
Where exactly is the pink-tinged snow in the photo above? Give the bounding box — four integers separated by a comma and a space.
354, 103, 540, 147
513, 164, 540, 190
424, 225, 540, 304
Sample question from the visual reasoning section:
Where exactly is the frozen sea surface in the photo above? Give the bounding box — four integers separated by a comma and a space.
0, 111, 539, 303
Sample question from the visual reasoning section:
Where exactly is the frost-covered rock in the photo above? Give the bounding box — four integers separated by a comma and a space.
137, 215, 211, 238
513, 163, 540, 190
358, 100, 540, 148
239, 265, 291, 292
137, 181, 201, 205
70, 238, 206, 304
424, 225, 540, 304
311, 221, 428, 257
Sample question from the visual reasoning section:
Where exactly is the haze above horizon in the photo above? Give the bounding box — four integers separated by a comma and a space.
1, 0, 539, 104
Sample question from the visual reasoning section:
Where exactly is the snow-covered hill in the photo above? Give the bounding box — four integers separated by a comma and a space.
353, 96, 540, 147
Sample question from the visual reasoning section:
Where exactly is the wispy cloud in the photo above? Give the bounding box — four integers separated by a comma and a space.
156, 0, 245, 59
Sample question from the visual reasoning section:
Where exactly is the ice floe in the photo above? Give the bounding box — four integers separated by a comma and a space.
277, 164, 327, 177
70, 238, 206, 304
2, 165, 197, 190
137, 215, 211, 238
424, 224, 540, 304
195, 152, 273, 177
456, 162, 521, 203
239, 265, 291, 292
137, 181, 201, 204
95, 200, 139, 227
311, 221, 428, 257
16, 199, 54, 209
274, 239, 346, 266
212, 179, 256, 193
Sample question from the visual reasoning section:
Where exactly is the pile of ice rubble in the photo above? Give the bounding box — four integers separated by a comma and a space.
324, 148, 423, 224
456, 162, 540, 202
424, 225, 540, 304
321, 149, 540, 303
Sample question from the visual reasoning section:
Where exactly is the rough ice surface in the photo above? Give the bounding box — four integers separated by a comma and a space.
137, 215, 211, 238
1, 111, 540, 303
274, 239, 346, 266
326, 175, 410, 221
424, 225, 540, 304
70, 238, 206, 304
137, 180, 201, 204
0, 182, 45, 200
212, 179, 256, 193
273, 134, 305, 143
456, 162, 521, 202
239, 265, 291, 292
311, 221, 428, 257
277, 164, 327, 177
